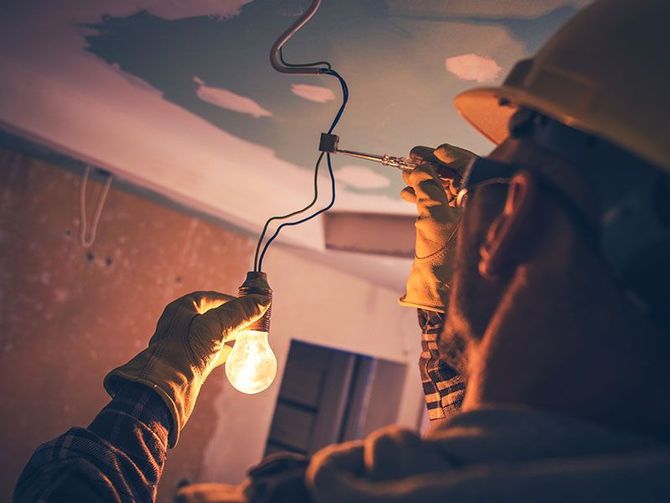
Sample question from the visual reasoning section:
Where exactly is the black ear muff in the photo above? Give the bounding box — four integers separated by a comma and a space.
653, 175, 670, 227
606, 172, 670, 328
509, 107, 670, 330
621, 240, 670, 329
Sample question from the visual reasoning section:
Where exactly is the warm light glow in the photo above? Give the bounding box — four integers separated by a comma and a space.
225, 330, 277, 394
194, 297, 227, 314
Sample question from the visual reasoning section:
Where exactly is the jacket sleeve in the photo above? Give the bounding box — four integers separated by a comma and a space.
13, 383, 171, 503
306, 425, 456, 503
417, 309, 465, 421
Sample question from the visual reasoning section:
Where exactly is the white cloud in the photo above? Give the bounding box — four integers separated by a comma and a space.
291, 84, 335, 103
336, 165, 392, 190
445, 53, 502, 83
194, 76, 272, 118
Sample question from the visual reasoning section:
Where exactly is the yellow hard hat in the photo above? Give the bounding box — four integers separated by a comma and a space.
454, 0, 670, 172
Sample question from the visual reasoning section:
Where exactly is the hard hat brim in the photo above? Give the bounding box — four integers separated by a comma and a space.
454, 85, 601, 147
455, 84, 670, 173
454, 87, 516, 146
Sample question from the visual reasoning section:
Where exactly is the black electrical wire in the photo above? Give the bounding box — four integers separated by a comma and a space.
252, 152, 325, 271
252, 56, 337, 271
255, 70, 348, 271
257, 152, 337, 271
254, 68, 349, 272
323, 69, 349, 133
279, 47, 332, 71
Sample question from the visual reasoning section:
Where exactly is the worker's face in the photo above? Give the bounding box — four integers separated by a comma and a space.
441, 142, 516, 366
442, 136, 603, 367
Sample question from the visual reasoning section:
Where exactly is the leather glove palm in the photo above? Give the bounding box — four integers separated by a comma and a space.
104, 290, 270, 447
399, 143, 476, 312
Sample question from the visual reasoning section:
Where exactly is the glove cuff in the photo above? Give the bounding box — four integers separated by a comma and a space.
103, 353, 201, 448
399, 247, 452, 313
398, 295, 446, 313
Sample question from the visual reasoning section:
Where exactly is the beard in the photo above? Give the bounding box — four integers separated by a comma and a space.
442, 185, 508, 375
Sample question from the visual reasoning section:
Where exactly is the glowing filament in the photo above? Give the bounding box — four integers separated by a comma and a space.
225, 330, 277, 394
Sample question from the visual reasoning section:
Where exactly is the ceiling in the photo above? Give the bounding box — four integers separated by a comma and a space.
0, 0, 591, 290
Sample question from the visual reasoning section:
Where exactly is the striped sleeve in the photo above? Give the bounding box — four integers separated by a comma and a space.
417, 309, 466, 421
13, 383, 170, 503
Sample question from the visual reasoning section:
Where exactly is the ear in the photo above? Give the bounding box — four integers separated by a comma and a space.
479, 171, 538, 279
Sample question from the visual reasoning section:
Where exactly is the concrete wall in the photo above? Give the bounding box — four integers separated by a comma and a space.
0, 148, 423, 502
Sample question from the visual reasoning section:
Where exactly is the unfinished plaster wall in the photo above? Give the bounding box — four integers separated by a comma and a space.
0, 147, 422, 502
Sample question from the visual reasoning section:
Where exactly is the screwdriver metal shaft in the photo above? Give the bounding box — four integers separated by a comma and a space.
334, 148, 418, 171
318, 132, 456, 182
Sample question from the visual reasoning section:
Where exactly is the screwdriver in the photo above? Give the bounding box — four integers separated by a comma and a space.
319, 133, 417, 171
318, 133, 460, 183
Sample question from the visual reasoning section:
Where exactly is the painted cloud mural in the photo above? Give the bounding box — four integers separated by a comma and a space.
0, 0, 593, 253
445, 54, 502, 83
194, 76, 272, 118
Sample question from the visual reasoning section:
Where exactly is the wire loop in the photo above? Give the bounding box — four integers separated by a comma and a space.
79, 166, 112, 249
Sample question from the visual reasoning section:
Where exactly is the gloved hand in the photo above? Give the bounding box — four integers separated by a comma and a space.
399, 143, 477, 312
104, 290, 271, 447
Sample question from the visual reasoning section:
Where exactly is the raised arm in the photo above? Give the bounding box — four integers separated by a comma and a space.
399, 144, 476, 422
14, 290, 270, 502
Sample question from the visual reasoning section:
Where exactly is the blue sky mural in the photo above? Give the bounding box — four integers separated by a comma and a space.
80, 0, 582, 196
0, 0, 592, 256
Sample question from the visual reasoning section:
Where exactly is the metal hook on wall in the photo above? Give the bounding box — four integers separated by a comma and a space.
79, 165, 113, 249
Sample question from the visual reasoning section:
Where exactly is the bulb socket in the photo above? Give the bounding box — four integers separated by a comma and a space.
238, 271, 272, 332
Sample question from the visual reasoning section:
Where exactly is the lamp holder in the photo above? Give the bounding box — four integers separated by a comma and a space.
238, 271, 272, 332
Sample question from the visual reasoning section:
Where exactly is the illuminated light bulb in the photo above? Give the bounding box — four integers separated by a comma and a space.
225, 329, 277, 394
225, 272, 277, 394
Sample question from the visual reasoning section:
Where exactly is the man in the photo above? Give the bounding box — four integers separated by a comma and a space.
15, 0, 670, 500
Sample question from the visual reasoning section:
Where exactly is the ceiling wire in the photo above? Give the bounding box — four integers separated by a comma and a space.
255, 69, 349, 272
254, 1, 349, 272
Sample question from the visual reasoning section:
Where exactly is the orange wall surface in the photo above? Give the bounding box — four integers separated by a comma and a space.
0, 148, 256, 501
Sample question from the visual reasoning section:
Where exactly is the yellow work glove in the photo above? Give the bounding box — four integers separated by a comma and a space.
399, 143, 476, 312
104, 290, 271, 447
